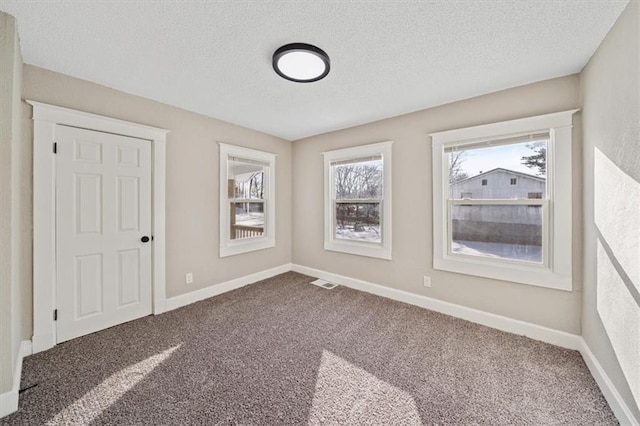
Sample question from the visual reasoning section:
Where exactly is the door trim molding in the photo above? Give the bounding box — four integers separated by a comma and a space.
28, 101, 169, 354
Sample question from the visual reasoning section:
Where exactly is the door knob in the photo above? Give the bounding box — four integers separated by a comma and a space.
141, 236, 150, 243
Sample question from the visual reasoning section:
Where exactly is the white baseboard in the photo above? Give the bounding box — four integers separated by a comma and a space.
165, 263, 292, 312
153, 298, 167, 316
31, 332, 55, 355
292, 263, 639, 425
10, 263, 638, 424
0, 340, 33, 418
292, 264, 581, 350
578, 339, 639, 426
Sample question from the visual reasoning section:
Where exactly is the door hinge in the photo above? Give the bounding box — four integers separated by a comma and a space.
53, 142, 57, 154
54, 309, 58, 321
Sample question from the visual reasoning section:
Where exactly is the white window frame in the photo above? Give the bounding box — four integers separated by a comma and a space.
430, 110, 578, 291
219, 143, 276, 257
323, 141, 393, 260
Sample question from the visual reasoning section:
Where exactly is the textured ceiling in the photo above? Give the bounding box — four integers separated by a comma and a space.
0, 1, 629, 140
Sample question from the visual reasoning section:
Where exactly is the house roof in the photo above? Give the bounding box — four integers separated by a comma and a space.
451, 168, 545, 186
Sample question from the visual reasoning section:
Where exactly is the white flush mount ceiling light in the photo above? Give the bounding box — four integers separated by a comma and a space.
272, 43, 330, 83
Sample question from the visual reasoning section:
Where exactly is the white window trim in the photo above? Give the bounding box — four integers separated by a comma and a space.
430, 110, 578, 291
219, 143, 276, 257
323, 141, 393, 260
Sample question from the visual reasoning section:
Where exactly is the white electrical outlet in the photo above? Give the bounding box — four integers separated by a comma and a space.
186, 272, 193, 284
423, 276, 431, 287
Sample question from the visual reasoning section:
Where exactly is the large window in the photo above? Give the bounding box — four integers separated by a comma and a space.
323, 141, 393, 259
219, 143, 276, 257
431, 110, 577, 290
447, 134, 549, 265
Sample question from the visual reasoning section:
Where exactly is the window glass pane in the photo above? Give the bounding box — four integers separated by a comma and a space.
448, 139, 547, 199
230, 202, 264, 240
334, 158, 383, 199
451, 204, 542, 263
228, 158, 265, 200
335, 203, 381, 243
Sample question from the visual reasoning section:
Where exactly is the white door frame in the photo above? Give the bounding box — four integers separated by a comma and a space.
29, 101, 169, 354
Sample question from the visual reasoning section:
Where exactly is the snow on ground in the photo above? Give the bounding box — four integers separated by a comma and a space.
336, 225, 381, 243
452, 240, 542, 263
235, 212, 264, 227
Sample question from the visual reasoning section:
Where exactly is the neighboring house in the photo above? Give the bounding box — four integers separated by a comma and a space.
451, 168, 545, 199
1, 2, 638, 425
449, 168, 546, 247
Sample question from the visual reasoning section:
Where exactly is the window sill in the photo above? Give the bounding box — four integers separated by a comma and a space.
430, 110, 578, 294
433, 254, 572, 291
324, 240, 392, 260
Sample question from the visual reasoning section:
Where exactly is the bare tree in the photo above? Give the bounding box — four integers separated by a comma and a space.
335, 163, 382, 198
248, 172, 264, 199
335, 165, 356, 198
335, 162, 383, 230
449, 151, 469, 184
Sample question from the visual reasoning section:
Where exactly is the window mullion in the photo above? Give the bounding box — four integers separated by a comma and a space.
231, 198, 265, 203
335, 199, 381, 203
449, 199, 545, 206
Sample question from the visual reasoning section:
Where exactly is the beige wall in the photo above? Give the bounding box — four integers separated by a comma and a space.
11, 7, 639, 418
581, 0, 640, 419
0, 11, 26, 394
22, 65, 293, 303
293, 75, 583, 333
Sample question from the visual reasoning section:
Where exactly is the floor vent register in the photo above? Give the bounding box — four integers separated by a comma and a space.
311, 279, 339, 290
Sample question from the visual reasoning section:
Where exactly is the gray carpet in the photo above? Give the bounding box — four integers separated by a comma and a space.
2, 272, 616, 425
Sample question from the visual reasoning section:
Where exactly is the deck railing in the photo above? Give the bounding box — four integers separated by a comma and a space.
231, 224, 264, 240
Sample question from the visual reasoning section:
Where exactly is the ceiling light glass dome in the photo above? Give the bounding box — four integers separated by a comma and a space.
272, 43, 330, 83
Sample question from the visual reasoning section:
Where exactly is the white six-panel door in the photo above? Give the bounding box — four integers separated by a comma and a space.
55, 124, 152, 343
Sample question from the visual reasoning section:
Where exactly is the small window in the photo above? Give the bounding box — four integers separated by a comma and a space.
219, 143, 276, 257
323, 141, 393, 259
460, 192, 473, 199
431, 110, 576, 290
